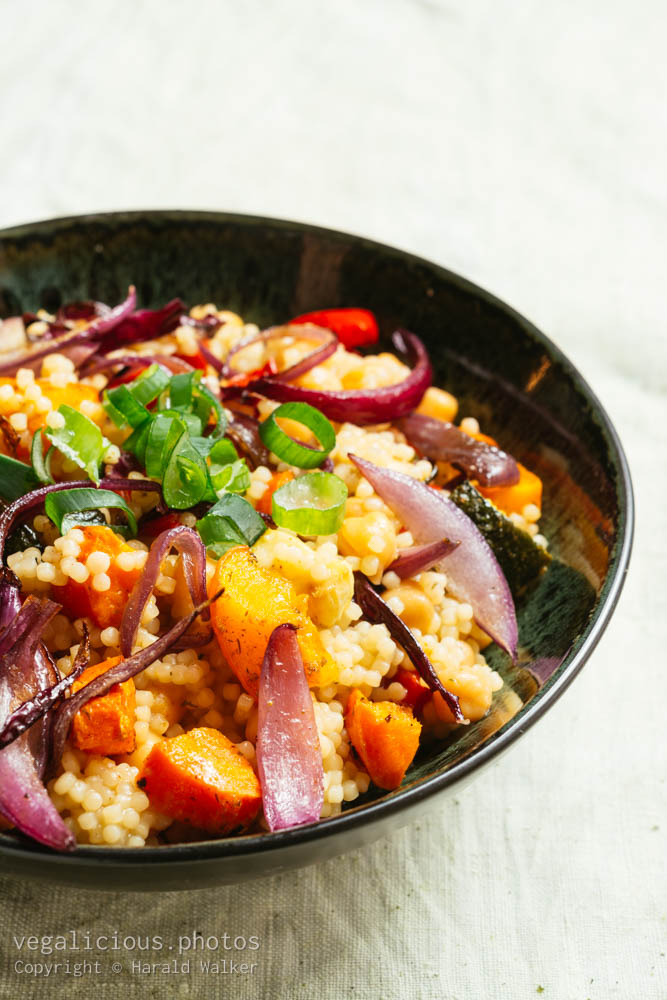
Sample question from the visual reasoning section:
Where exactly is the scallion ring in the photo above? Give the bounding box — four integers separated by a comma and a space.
271, 471, 347, 535
259, 402, 336, 469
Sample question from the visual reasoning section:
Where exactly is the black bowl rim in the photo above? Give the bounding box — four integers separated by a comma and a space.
0, 209, 634, 870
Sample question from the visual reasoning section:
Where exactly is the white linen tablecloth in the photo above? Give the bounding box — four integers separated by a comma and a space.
0, 1, 664, 997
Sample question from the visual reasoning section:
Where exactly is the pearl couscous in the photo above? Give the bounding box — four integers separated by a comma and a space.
0, 295, 547, 851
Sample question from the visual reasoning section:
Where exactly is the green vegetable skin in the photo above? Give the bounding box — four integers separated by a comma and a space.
44, 405, 110, 483
0, 454, 39, 501
449, 480, 550, 597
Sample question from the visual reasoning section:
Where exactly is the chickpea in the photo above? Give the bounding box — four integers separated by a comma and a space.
390, 583, 436, 634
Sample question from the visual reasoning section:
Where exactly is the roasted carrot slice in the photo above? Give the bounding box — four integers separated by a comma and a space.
138, 728, 261, 833
53, 525, 143, 629
345, 689, 422, 790
256, 469, 294, 516
208, 546, 336, 697
70, 657, 136, 756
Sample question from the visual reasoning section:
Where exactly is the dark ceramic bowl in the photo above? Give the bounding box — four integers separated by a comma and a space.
0, 211, 632, 890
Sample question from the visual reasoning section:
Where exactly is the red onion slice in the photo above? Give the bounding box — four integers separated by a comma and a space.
197, 339, 224, 374
0, 569, 21, 632
256, 624, 324, 831
0, 740, 75, 851
29, 646, 59, 780
387, 539, 460, 579
51, 593, 217, 770
0, 287, 137, 377
247, 329, 432, 425
353, 573, 464, 723
225, 412, 272, 469
223, 324, 336, 377
82, 353, 194, 378
0, 596, 75, 851
57, 301, 110, 323
350, 455, 518, 659
120, 526, 210, 657
94, 298, 184, 355
0, 628, 89, 752
399, 413, 520, 487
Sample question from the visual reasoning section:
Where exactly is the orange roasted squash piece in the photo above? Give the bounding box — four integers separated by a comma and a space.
0, 378, 99, 459
345, 689, 422, 790
138, 728, 261, 834
478, 462, 542, 517
466, 431, 542, 516
70, 657, 136, 756
208, 545, 336, 697
53, 525, 142, 629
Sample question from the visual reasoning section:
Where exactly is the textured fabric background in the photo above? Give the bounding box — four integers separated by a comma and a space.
0, 1, 665, 997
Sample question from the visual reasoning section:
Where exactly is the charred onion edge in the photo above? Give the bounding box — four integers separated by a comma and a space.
0, 626, 90, 752
353, 572, 464, 723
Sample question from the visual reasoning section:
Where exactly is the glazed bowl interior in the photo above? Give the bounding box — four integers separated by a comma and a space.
0, 212, 632, 889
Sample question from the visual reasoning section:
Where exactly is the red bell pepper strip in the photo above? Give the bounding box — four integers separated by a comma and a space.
141, 512, 183, 538
224, 359, 278, 387
173, 351, 208, 373
393, 667, 431, 715
289, 308, 379, 349
106, 364, 150, 389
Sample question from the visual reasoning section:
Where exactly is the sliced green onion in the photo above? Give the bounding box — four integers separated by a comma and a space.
196, 493, 267, 558
30, 431, 54, 485
259, 402, 336, 469
169, 371, 198, 410
208, 438, 238, 465
103, 384, 150, 429
272, 471, 347, 535
162, 433, 210, 509
44, 488, 138, 536
44, 405, 110, 483
127, 363, 171, 405
207, 438, 248, 495
144, 412, 186, 478
0, 454, 39, 502
180, 411, 203, 437
103, 364, 171, 429
191, 388, 213, 429
123, 417, 153, 464
211, 458, 251, 496
193, 382, 226, 440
